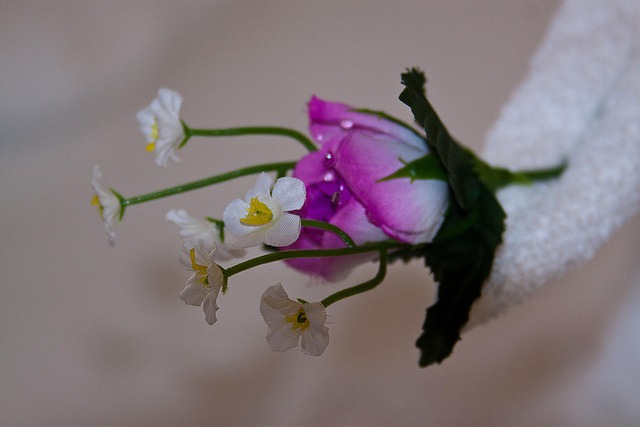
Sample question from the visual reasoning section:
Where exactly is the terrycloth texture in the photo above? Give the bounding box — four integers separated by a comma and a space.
469, 0, 640, 327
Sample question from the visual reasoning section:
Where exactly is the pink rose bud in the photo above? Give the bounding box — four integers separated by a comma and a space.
285, 96, 449, 281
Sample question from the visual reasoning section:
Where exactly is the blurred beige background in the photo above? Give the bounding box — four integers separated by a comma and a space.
2, 1, 640, 425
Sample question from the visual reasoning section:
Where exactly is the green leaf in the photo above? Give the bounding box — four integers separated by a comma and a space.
417, 190, 504, 366
398, 67, 506, 366
377, 154, 448, 183
401, 70, 483, 210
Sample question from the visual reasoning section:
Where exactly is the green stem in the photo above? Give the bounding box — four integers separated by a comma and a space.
121, 161, 296, 207
514, 160, 568, 183
185, 125, 317, 153
321, 248, 388, 307
474, 158, 567, 193
223, 242, 404, 278
300, 219, 356, 247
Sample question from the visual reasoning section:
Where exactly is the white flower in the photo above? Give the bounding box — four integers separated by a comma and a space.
179, 240, 224, 325
166, 209, 246, 261
223, 173, 306, 248
136, 88, 185, 167
260, 283, 329, 356
91, 165, 122, 245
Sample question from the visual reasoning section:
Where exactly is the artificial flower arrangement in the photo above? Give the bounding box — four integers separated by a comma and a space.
92, 69, 565, 366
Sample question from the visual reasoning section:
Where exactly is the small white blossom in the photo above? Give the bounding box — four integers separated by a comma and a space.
179, 240, 224, 325
223, 173, 306, 248
91, 165, 122, 245
166, 209, 246, 261
260, 283, 329, 356
137, 88, 185, 167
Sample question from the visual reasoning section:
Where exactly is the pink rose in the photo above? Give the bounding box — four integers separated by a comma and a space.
284, 96, 449, 281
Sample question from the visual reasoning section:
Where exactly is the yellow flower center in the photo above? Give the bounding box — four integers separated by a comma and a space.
285, 308, 310, 332
190, 248, 210, 287
91, 195, 104, 219
146, 121, 159, 152
239, 197, 273, 225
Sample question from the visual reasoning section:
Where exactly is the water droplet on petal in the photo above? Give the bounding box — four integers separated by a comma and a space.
323, 171, 336, 182
340, 119, 354, 129
323, 152, 336, 168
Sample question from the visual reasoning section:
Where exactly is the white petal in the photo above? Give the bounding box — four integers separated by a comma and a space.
212, 243, 246, 262
265, 320, 300, 352
245, 172, 274, 201
260, 283, 301, 320
136, 107, 156, 142
155, 108, 183, 141
226, 228, 270, 249
179, 240, 216, 272
300, 303, 329, 356
202, 292, 220, 325
178, 245, 193, 271
91, 164, 102, 186
165, 209, 193, 227
263, 212, 301, 247
271, 177, 306, 212
157, 88, 182, 115
223, 199, 272, 248
206, 263, 224, 290
179, 278, 208, 306
223, 199, 252, 237
154, 141, 176, 167
195, 240, 216, 266
91, 165, 121, 244
136, 106, 155, 126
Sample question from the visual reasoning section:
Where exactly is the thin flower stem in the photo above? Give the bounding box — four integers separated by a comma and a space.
514, 160, 568, 183
320, 248, 388, 308
121, 161, 297, 207
300, 219, 356, 247
223, 242, 404, 278
185, 125, 317, 153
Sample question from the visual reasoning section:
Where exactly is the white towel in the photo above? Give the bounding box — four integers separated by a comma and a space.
468, 0, 640, 327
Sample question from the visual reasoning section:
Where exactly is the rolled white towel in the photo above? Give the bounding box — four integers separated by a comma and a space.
468, 0, 640, 327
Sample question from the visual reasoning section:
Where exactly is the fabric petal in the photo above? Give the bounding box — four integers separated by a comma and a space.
202, 292, 220, 325
245, 172, 274, 201
292, 150, 331, 184
206, 263, 224, 290
334, 132, 449, 244
178, 247, 192, 271
179, 278, 208, 306
223, 199, 252, 237
227, 227, 269, 248
265, 320, 300, 352
271, 177, 306, 212
309, 96, 425, 151
211, 244, 246, 262
136, 107, 156, 142
260, 283, 301, 320
263, 212, 301, 247
157, 88, 182, 116
166, 209, 221, 249
300, 302, 329, 356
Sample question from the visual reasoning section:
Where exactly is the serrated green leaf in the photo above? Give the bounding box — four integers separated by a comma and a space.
377, 154, 448, 183
399, 67, 506, 367
417, 190, 504, 366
